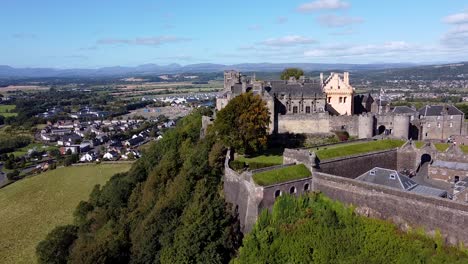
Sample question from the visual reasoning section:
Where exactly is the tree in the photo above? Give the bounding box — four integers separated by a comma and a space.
280, 68, 304, 80
214, 92, 270, 154
36, 225, 78, 264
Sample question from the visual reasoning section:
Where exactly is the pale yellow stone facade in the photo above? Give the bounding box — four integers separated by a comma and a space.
322, 72, 354, 116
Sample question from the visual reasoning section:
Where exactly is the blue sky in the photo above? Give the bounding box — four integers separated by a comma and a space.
1, 0, 468, 68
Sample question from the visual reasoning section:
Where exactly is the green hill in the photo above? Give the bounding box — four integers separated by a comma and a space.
0, 164, 131, 264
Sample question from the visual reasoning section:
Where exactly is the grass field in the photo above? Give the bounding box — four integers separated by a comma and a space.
235, 148, 284, 166
0, 105, 17, 117
0, 164, 132, 264
315, 139, 405, 160
253, 164, 311, 186
8, 143, 58, 157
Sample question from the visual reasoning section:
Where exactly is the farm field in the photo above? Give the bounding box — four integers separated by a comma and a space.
0, 105, 17, 117
0, 163, 132, 264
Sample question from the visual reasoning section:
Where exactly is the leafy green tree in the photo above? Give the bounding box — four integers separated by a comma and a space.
280, 68, 304, 80
36, 225, 78, 264
214, 92, 270, 154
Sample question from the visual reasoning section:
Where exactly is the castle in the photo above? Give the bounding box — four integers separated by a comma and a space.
217, 70, 467, 140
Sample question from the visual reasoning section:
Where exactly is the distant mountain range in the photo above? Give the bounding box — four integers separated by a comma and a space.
0, 63, 422, 78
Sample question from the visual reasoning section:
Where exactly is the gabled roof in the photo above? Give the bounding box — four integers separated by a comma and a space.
267, 80, 323, 97
418, 105, 464, 116
356, 167, 417, 190
357, 167, 447, 198
392, 106, 417, 114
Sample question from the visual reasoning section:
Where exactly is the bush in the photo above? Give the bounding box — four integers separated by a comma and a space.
6, 169, 21, 181
229, 160, 246, 171
248, 162, 279, 170
334, 131, 350, 141
36, 225, 78, 264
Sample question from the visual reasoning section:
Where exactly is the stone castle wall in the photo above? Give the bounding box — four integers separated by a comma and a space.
313, 172, 468, 245
317, 149, 398, 179
277, 113, 331, 134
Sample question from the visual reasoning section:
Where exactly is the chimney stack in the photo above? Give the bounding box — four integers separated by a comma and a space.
344, 72, 349, 85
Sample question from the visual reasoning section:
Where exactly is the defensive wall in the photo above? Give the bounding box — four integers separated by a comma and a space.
276, 112, 410, 139
224, 142, 468, 244
313, 172, 468, 245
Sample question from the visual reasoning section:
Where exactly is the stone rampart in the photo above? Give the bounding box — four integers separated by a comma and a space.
316, 149, 398, 179
313, 172, 468, 245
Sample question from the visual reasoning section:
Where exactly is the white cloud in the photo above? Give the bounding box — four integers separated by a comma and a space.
259, 35, 317, 46
317, 14, 363, 27
443, 11, 468, 24
441, 24, 468, 47
304, 41, 417, 58
297, 0, 349, 13
97, 36, 191, 46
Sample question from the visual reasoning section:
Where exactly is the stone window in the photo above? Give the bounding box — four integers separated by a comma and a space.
450, 122, 453, 128
306, 106, 311, 113
293, 106, 298, 114
389, 173, 396, 180
290, 186, 296, 194
304, 183, 310, 192
370, 170, 376, 175
427, 123, 431, 128
328, 97, 331, 103
455, 176, 460, 183
343, 97, 347, 103
437, 123, 441, 128
339, 97, 343, 103
450, 115, 453, 120
274, 190, 281, 198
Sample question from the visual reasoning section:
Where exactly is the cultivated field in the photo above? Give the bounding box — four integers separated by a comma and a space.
0, 163, 132, 264
0, 105, 17, 117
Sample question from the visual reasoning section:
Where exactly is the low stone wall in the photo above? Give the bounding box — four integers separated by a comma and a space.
313, 172, 468, 245
283, 148, 315, 170
317, 149, 398, 179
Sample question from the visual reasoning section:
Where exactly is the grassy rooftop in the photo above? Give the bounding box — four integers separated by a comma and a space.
314, 139, 405, 160
235, 148, 283, 166
253, 164, 311, 186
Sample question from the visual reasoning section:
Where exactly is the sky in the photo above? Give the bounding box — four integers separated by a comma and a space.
1, 0, 468, 68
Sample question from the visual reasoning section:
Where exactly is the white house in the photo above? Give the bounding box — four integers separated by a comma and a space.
80, 153, 94, 162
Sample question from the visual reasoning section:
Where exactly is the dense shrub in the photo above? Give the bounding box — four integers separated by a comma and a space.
229, 160, 246, 171
334, 130, 350, 141
37, 109, 241, 263
234, 193, 468, 263
36, 225, 78, 264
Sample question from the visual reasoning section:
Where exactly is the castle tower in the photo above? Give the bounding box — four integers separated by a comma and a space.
224, 70, 240, 91
322, 72, 354, 116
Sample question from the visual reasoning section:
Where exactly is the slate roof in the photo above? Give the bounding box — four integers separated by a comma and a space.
392, 106, 417, 114
356, 167, 417, 190
431, 160, 468, 171
267, 80, 324, 97
418, 105, 464, 116
357, 167, 447, 198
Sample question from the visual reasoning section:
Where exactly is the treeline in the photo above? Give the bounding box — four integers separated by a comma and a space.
235, 193, 468, 263
0, 135, 31, 154
36, 109, 242, 264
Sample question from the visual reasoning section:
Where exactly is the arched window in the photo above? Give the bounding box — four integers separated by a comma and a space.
290, 186, 296, 194
274, 190, 281, 198
304, 183, 310, 192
